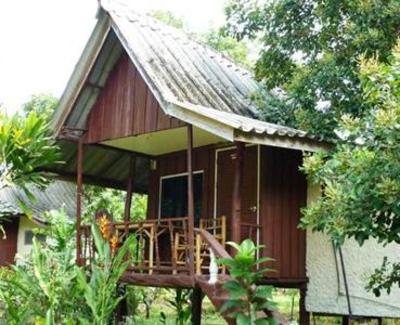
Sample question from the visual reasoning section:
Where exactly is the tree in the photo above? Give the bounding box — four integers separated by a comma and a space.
223, 0, 400, 138
22, 94, 58, 120
150, 9, 251, 67
0, 110, 60, 200
302, 42, 400, 293
200, 29, 251, 68
83, 185, 147, 222
150, 9, 185, 29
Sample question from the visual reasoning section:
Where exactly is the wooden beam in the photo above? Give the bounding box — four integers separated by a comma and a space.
191, 287, 203, 325
124, 155, 136, 235
342, 316, 350, 325
231, 142, 244, 244
299, 285, 310, 325
187, 125, 195, 280
120, 273, 194, 288
76, 138, 84, 265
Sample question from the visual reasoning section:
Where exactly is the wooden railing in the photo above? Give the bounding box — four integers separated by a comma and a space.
240, 222, 262, 242
80, 216, 229, 277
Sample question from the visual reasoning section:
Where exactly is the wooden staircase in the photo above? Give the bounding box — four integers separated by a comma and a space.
195, 275, 288, 325
193, 226, 288, 325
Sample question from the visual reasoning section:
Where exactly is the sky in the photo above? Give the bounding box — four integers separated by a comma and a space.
0, 0, 226, 112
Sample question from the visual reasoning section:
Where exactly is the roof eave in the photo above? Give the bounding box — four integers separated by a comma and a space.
167, 100, 330, 152
234, 129, 331, 152
51, 10, 111, 137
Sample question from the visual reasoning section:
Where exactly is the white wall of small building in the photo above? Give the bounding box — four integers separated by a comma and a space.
16, 216, 41, 263
306, 182, 400, 317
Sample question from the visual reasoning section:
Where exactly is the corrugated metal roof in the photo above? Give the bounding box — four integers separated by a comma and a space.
47, 140, 149, 193
104, 0, 260, 118
0, 180, 76, 222
53, 0, 327, 153
170, 100, 309, 138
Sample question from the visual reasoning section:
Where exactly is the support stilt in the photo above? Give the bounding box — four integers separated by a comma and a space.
299, 285, 310, 325
342, 316, 350, 325
191, 287, 203, 325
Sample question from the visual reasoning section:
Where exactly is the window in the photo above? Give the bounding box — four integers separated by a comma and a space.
159, 172, 203, 225
24, 230, 46, 245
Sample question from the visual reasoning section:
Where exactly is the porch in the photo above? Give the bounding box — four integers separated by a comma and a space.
79, 215, 260, 288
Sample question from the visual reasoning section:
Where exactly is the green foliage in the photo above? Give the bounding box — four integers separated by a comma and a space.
0, 210, 136, 324
76, 224, 136, 325
150, 9, 185, 29
302, 42, 400, 245
0, 210, 83, 324
219, 239, 276, 324
150, 9, 251, 67
83, 184, 147, 222
0, 111, 60, 200
201, 29, 251, 68
22, 94, 58, 120
302, 42, 400, 292
223, 0, 400, 138
160, 288, 192, 325
367, 257, 400, 297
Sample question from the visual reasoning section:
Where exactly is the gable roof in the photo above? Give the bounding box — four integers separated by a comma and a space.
0, 180, 76, 223
52, 0, 328, 152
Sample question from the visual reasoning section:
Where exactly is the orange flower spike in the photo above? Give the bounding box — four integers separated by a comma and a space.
97, 215, 111, 239
110, 233, 119, 254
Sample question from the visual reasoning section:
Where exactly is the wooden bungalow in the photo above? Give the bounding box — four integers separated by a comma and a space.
0, 180, 76, 265
49, 1, 329, 323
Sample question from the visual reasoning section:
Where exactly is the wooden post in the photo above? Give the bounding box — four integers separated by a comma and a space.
231, 142, 244, 244
76, 138, 84, 266
191, 287, 203, 325
342, 316, 350, 325
124, 155, 136, 235
299, 285, 310, 325
187, 125, 195, 279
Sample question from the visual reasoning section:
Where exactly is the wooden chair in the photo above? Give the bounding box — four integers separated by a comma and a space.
196, 216, 226, 275
173, 216, 227, 275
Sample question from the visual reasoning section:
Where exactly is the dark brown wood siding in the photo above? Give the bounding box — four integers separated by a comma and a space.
86, 52, 184, 143
147, 146, 215, 220
146, 144, 307, 281
260, 146, 307, 280
216, 146, 258, 243
0, 219, 19, 266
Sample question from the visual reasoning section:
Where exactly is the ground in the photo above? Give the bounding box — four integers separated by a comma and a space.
129, 288, 400, 324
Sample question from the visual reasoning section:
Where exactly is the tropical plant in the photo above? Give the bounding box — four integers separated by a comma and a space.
0, 110, 60, 200
160, 288, 192, 325
0, 210, 82, 324
76, 224, 135, 325
219, 239, 276, 324
0, 210, 136, 325
223, 0, 400, 138
302, 41, 400, 293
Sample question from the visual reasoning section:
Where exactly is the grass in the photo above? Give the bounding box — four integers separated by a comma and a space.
128, 287, 400, 325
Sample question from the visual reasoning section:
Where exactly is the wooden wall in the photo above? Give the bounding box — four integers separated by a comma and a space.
147, 145, 215, 220
85, 52, 184, 143
0, 219, 19, 266
146, 144, 307, 281
260, 146, 307, 280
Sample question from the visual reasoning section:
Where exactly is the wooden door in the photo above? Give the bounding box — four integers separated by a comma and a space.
0, 219, 19, 266
216, 146, 259, 243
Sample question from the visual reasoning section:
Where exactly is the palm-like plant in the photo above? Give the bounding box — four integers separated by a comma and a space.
0, 111, 60, 200
77, 224, 136, 325
219, 239, 277, 325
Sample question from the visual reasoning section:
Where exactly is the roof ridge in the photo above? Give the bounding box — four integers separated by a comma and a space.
100, 0, 253, 77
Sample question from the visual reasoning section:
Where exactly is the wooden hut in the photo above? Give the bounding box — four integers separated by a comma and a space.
0, 181, 76, 265
49, 2, 330, 323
